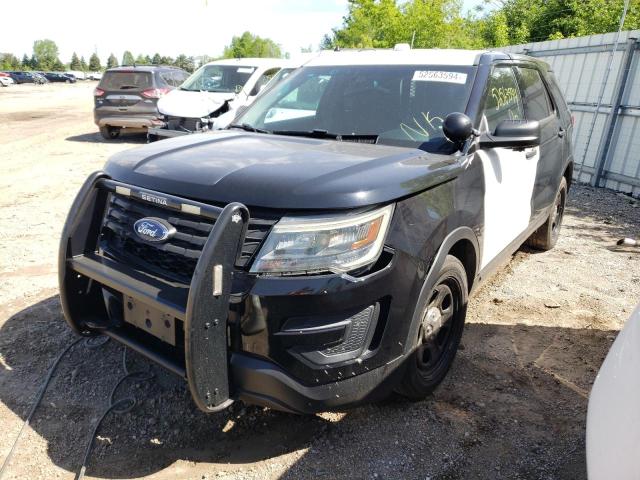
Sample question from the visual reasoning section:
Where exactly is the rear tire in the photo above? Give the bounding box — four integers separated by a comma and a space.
526, 177, 567, 251
395, 255, 468, 400
99, 126, 121, 140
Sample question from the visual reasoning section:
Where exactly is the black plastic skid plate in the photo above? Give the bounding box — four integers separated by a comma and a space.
185, 202, 249, 411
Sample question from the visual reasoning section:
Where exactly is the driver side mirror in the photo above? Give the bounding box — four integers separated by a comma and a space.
443, 112, 474, 146
479, 120, 540, 149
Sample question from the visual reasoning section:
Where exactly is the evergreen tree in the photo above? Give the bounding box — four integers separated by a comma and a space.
134, 53, 148, 64
151, 53, 162, 64
89, 53, 101, 71
21, 54, 30, 70
70, 52, 81, 70
80, 56, 88, 71
122, 50, 134, 66
106, 53, 118, 68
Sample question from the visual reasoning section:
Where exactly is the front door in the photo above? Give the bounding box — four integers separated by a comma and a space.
477, 65, 540, 270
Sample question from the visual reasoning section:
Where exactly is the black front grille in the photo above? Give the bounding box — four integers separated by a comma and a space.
99, 193, 276, 284
166, 116, 200, 132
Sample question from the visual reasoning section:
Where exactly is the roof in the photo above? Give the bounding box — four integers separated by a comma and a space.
307, 48, 489, 67
205, 58, 289, 68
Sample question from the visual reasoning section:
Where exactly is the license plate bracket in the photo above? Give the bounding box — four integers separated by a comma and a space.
124, 295, 176, 346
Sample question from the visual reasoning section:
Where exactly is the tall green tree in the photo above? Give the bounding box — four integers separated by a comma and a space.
106, 53, 118, 68
151, 53, 162, 64
223, 32, 283, 58
70, 52, 81, 70
0, 53, 20, 71
480, 0, 640, 44
80, 56, 88, 71
134, 53, 148, 64
33, 39, 60, 70
21, 54, 31, 70
173, 54, 196, 72
122, 50, 134, 66
89, 53, 101, 71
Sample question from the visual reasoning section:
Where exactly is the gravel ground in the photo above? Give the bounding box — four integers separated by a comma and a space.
0, 83, 639, 480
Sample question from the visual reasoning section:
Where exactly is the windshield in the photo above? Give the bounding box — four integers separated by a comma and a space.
180, 64, 256, 93
236, 64, 475, 153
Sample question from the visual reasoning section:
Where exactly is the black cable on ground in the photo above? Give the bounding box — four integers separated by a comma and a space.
0, 335, 108, 480
75, 346, 154, 480
0, 335, 154, 480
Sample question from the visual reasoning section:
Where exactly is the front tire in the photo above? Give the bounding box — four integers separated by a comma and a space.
526, 177, 567, 251
99, 126, 121, 140
396, 255, 468, 400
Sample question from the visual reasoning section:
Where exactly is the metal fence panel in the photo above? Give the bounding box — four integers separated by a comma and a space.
504, 30, 640, 197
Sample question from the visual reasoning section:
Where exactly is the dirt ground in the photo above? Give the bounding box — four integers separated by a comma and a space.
0, 82, 639, 480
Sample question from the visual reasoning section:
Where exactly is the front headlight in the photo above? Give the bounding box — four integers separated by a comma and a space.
250, 204, 394, 274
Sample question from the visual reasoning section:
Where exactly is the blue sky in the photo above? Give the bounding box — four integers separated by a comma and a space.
3, 0, 486, 63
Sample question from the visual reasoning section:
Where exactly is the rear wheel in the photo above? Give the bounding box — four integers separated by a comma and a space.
526, 177, 567, 251
99, 126, 121, 140
396, 255, 468, 400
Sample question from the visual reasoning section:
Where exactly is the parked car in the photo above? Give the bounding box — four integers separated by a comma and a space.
88, 72, 103, 81
44, 72, 76, 83
587, 303, 640, 479
147, 58, 289, 140
66, 70, 86, 80
0, 73, 14, 87
93, 65, 189, 140
6, 71, 37, 84
59, 47, 573, 414
31, 72, 48, 84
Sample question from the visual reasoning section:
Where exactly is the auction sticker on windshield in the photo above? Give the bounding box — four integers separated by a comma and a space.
412, 70, 468, 84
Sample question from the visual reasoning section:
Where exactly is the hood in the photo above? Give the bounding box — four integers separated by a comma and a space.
157, 89, 237, 118
104, 131, 461, 210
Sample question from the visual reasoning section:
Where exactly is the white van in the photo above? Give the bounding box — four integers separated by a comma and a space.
148, 58, 290, 139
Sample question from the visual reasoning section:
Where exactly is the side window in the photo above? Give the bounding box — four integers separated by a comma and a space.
483, 66, 524, 132
174, 71, 188, 86
517, 67, 553, 121
159, 71, 175, 87
251, 68, 281, 96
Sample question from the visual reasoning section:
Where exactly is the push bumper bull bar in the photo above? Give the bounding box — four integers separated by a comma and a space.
58, 172, 249, 412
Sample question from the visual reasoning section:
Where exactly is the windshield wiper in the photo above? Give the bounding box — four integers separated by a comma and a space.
228, 123, 271, 134
271, 129, 378, 143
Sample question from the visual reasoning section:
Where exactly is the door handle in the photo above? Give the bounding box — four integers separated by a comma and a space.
558, 127, 566, 138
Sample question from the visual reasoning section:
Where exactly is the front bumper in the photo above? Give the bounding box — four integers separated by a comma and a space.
59, 174, 417, 413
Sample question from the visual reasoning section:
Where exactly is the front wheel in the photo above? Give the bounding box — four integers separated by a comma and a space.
395, 255, 468, 400
99, 126, 120, 140
526, 177, 567, 251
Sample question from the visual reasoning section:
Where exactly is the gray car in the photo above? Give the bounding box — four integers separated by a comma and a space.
94, 66, 189, 140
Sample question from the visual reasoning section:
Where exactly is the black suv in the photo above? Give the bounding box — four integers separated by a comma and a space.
60, 49, 573, 413
7, 71, 37, 84
44, 72, 75, 83
94, 66, 189, 140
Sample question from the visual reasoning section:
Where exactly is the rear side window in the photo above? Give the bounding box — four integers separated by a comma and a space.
99, 71, 153, 90
173, 70, 189, 85
517, 67, 553, 121
483, 66, 524, 132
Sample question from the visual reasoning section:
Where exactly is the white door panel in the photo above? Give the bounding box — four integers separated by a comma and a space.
478, 146, 540, 269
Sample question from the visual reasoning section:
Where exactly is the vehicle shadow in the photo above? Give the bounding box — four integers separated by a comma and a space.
65, 131, 148, 144
0, 295, 614, 479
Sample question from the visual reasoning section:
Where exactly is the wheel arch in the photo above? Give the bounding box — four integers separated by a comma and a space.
402, 226, 479, 356
564, 161, 573, 191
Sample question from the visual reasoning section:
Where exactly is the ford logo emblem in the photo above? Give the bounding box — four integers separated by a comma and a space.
133, 217, 175, 243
